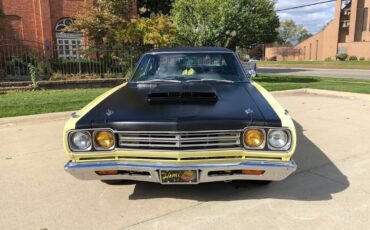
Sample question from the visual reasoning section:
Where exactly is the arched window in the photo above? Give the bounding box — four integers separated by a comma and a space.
55, 18, 83, 59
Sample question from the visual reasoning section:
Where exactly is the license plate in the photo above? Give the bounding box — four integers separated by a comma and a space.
160, 170, 198, 184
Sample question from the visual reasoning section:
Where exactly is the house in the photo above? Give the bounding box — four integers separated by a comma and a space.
0, 0, 137, 58
265, 0, 370, 61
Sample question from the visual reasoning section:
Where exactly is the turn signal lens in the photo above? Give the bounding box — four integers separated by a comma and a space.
94, 131, 115, 149
96, 170, 118, 175
244, 129, 265, 149
242, 170, 265, 175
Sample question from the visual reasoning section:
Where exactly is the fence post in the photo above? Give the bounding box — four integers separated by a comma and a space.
44, 40, 52, 77
77, 44, 82, 74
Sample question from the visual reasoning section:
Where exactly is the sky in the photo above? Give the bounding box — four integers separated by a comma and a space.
276, 0, 337, 34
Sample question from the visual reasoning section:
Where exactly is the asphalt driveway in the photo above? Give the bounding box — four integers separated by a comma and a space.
0, 89, 369, 230
258, 67, 370, 80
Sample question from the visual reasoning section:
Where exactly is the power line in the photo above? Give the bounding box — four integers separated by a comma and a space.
276, 0, 336, 12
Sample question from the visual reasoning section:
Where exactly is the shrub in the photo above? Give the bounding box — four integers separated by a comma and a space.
336, 53, 348, 61
0, 69, 6, 78
50, 73, 101, 81
348, 56, 358, 61
359, 57, 365, 61
324, 57, 332, 61
28, 63, 39, 87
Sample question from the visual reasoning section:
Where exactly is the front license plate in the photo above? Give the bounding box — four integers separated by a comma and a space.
160, 170, 198, 184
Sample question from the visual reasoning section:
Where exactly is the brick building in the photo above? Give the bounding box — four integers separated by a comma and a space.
266, 0, 370, 61
0, 0, 137, 58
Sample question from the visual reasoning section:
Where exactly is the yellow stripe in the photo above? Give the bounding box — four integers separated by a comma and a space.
251, 81, 296, 158
63, 83, 127, 158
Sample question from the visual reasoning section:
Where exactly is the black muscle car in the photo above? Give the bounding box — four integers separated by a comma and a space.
64, 47, 296, 184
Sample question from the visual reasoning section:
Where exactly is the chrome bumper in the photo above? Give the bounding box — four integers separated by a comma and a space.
65, 160, 297, 183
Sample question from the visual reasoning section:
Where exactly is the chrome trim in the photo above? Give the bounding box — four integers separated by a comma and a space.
68, 131, 92, 152
117, 131, 241, 150
267, 129, 292, 151
64, 160, 297, 182
242, 127, 266, 150
92, 130, 116, 151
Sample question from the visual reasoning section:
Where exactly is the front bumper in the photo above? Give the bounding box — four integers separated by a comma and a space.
65, 160, 297, 183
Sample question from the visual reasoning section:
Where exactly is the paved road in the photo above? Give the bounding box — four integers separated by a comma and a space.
259, 67, 370, 80
1, 90, 370, 230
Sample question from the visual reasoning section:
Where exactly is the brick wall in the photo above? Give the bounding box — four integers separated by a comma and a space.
0, 0, 137, 47
265, 0, 370, 61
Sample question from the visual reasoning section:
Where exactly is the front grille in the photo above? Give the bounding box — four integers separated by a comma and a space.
117, 131, 241, 150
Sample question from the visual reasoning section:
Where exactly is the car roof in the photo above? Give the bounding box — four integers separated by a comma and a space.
147, 47, 234, 54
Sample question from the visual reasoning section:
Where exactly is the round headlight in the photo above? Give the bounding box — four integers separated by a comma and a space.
268, 130, 289, 149
243, 129, 265, 149
70, 131, 92, 151
94, 130, 115, 150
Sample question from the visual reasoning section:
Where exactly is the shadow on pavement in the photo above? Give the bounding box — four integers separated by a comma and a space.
118, 121, 349, 201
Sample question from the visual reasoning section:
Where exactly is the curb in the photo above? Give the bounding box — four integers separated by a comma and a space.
271, 88, 370, 100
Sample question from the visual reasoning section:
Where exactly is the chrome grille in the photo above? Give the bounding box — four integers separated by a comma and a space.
117, 131, 241, 150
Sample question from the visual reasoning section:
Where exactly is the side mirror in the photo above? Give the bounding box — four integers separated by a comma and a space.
248, 69, 257, 78
241, 61, 257, 78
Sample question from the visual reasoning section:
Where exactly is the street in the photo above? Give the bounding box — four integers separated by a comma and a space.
1, 89, 370, 230
258, 67, 370, 80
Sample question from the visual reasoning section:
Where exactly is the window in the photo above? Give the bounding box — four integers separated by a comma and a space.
55, 18, 83, 59
132, 53, 246, 82
363, 8, 368, 31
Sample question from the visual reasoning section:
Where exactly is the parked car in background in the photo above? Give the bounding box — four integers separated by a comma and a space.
64, 47, 297, 185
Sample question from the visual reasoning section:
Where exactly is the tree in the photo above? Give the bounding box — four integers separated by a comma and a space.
172, 0, 279, 49
69, 0, 177, 47
137, 0, 174, 17
277, 19, 312, 45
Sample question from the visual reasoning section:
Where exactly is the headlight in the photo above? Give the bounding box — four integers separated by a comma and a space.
268, 129, 291, 150
69, 131, 92, 151
94, 130, 115, 150
243, 128, 265, 149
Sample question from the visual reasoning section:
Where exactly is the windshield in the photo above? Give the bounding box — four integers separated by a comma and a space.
131, 52, 247, 82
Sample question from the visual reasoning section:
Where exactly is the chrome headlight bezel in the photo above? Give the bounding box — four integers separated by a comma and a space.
92, 129, 116, 151
267, 129, 292, 151
68, 131, 92, 152
242, 128, 266, 150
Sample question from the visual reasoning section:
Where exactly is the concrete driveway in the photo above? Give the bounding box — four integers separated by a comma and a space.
258, 67, 370, 80
1, 89, 370, 230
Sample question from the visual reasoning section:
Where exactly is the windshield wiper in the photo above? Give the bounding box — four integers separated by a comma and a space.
185, 79, 234, 83
137, 79, 181, 83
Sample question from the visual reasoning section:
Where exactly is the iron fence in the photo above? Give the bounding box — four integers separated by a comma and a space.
0, 39, 152, 80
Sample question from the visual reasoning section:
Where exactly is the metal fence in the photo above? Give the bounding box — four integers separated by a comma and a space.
0, 39, 152, 80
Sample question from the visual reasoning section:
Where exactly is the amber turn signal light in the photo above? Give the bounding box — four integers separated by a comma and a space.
95, 170, 119, 176
243, 129, 265, 149
242, 170, 265, 175
94, 131, 115, 149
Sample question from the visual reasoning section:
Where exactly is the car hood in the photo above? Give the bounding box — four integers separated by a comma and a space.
75, 82, 281, 131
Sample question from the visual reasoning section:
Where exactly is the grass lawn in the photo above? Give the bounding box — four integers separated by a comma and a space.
1, 75, 370, 118
0, 88, 109, 118
258, 60, 370, 70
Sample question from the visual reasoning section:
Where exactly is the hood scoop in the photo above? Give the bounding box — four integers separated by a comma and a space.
147, 91, 218, 104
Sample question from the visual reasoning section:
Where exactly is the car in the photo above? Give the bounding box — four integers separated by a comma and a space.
64, 47, 297, 185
